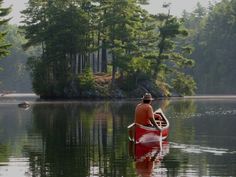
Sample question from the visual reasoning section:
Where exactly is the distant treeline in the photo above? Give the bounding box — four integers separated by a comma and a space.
1, 0, 235, 96
183, 0, 236, 94
0, 24, 38, 93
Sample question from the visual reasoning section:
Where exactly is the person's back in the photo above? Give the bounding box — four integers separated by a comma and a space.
135, 93, 156, 127
135, 103, 154, 126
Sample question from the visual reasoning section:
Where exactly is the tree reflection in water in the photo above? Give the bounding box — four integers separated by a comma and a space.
1, 98, 235, 176
25, 101, 136, 177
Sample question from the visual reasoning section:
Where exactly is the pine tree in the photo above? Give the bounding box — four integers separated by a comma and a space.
21, 0, 92, 97
153, 12, 196, 96
0, 0, 11, 59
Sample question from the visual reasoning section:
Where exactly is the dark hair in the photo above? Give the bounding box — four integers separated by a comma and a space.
143, 100, 151, 104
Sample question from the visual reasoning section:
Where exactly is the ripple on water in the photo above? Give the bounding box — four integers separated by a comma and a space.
170, 142, 231, 156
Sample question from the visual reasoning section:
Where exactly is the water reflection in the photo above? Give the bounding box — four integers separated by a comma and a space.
129, 141, 169, 177
0, 98, 235, 177
25, 102, 136, 177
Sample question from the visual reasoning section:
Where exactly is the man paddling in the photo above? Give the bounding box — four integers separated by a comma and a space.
135, 93, 162, 130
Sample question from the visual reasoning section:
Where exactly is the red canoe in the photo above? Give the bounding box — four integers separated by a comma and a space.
128, 108, 170, 144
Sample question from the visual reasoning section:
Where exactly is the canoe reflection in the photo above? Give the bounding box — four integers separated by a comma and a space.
129, 141, 169, 177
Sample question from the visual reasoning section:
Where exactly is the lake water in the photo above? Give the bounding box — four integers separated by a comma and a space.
0, 96, 235, 177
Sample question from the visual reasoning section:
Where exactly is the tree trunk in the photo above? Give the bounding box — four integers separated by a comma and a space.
97, 31, 100, 72
101, 39, 107, 73
111, 54, 116, 87
75, 53, 79, 75
92, 32, 96, 73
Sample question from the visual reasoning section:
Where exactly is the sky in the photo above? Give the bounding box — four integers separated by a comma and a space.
3, 0, 221, 25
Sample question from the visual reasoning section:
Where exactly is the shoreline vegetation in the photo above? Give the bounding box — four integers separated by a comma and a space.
0, 73, 165, 99
2, 1, 236, 97
1, 92, 236, 100
18, 0, 196, 99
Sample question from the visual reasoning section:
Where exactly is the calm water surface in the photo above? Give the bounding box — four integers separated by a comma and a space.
0, 96, 235, 177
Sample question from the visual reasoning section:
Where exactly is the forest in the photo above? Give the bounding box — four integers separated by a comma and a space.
0, 0, 235, 97
183, 1, 236, 94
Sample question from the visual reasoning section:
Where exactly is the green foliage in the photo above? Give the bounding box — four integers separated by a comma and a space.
172, 72, 196, 96
77, 68, 95, 92
21, 0, 93, 97
129, 57, 151, 74
0, 24, 37, 92
0, 0, 11, 73
20, 0, 197, 97
153, 13, 196, 95
183, 0, 236, 94
27, 56, 51, 96
156, 68, 171, 96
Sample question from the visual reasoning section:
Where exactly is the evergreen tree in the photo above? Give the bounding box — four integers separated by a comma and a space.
21, 0, 197, 97
21, 0, 92, 97
0, 24, 36, 92
184, 0, 236, 94
152, 12, 196, 96
0, 0, 11, 74
102, 0, 156, 86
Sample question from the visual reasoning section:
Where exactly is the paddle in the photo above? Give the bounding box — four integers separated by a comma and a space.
159, 123, 163, 151
154, 113, 163, 149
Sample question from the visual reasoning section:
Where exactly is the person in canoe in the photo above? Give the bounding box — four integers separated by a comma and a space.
135, 93, 162, 129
